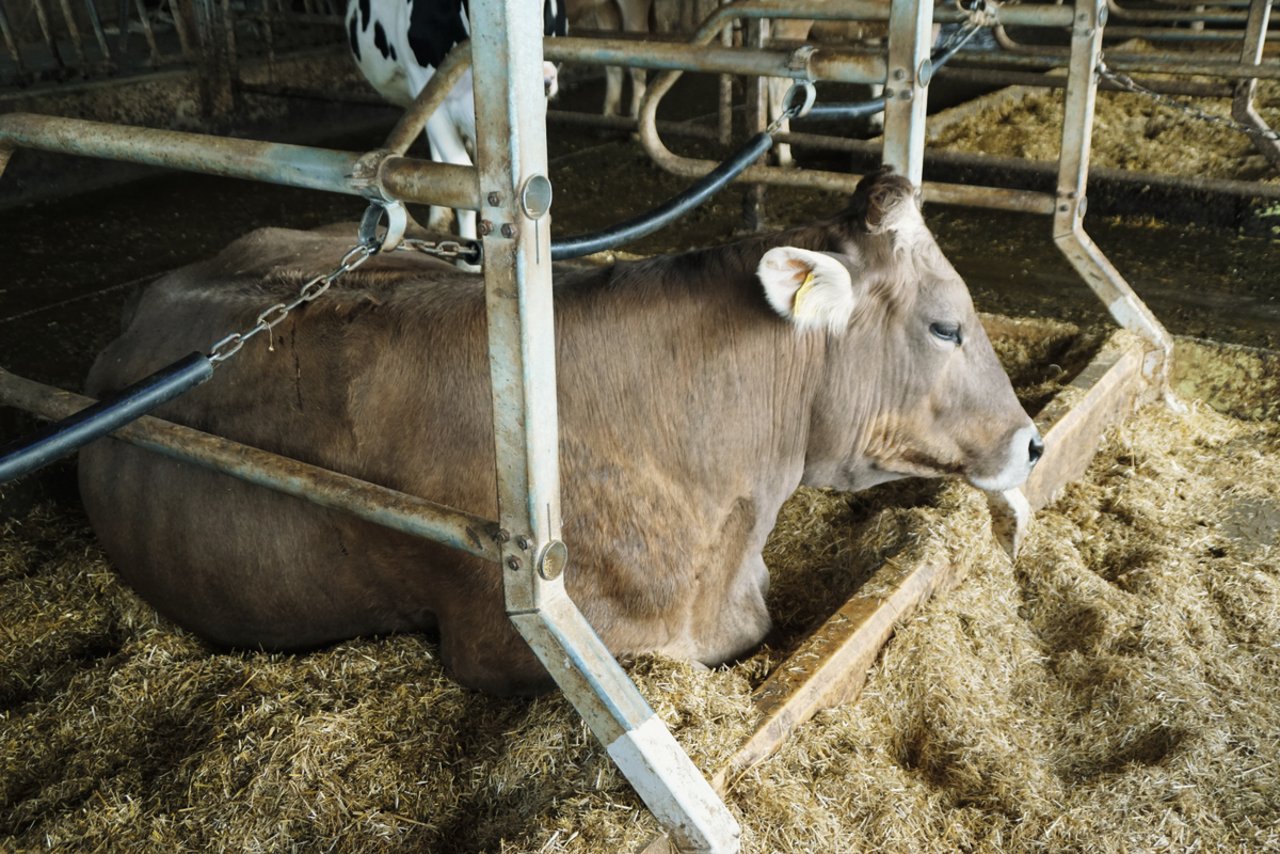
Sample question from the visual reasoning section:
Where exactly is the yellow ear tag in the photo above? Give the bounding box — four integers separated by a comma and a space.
791, 271, 817, 319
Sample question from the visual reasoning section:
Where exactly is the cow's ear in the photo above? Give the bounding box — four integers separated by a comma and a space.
757, 247, 859, 333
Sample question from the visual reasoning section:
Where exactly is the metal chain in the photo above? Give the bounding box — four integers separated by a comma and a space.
1098, 62, 1280, 142
208, 242, 376, 364
400, 236, 483, 266
207, 205, 485, 366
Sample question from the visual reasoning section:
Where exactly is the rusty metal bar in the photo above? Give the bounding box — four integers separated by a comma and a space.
1105, 0, 1255, 24
940, 65, 1233, 97
957, 48, 1280, 80
0, 113, 481, 210
544, 36, 887, 84
546, 108, 722, 141
0, 368, 503, 562
1233, 0, 1280, 168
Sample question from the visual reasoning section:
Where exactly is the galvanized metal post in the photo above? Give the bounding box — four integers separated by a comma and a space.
742, 16, 768, 232
1053, 0, 1172, 382
882, 0, 932, 183
1232, 0, 1280, 168
467, 0, 739, 850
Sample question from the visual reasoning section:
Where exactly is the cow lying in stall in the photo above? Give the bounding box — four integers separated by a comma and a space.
345, 0, 568, 240
79, 169, 1042, 696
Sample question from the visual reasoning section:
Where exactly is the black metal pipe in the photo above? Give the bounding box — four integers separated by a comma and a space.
0, 352, 213, 483
802, 98, 889, 121
550, 131, 775, 260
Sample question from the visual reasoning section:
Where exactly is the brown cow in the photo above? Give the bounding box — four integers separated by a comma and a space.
79, 170, 1041, 695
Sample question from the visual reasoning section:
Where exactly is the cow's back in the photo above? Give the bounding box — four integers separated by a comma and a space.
80, 229, 509, 656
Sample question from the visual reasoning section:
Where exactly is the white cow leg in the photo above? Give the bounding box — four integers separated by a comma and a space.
425, 113, 475, 240
425, 113, 480, 269
627, 68, 646, 118
603, 66, 623, 117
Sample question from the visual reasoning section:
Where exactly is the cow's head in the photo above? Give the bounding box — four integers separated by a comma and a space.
757, 169, 1042, 494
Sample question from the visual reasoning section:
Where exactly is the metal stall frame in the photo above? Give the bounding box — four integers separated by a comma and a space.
0, 0, 738, 850
0, 0, 1175, 850
1234, 0, 1280, 168
578, 0, 1172, 830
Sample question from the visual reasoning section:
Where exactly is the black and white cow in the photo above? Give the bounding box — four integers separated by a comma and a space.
346, 0, 568, 240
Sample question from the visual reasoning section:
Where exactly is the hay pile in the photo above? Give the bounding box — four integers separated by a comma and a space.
930, 71, 1279, 184
3, 334, 1279, 852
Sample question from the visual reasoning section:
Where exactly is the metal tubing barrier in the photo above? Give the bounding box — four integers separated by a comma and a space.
1233, 0, 1280, 168
632, 0, 1060, 216
954, 50, 1280, 80
685, 0, 1075, 30
467, 0, 738, 848
1054, 0, 1172, 381
0, 113, 482, 209
0, 353, 212, 484
1105, 0, 1256, 24
0, 368, 503, 563
545, 36, 887, 84
550, 131, 775, 259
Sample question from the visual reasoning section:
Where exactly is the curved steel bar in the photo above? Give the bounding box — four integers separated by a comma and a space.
0, 367, 504, 562
691, 0, 1074, 28
952, 49, 1280, 79
383, 42, 473, 155
1105, 0, 1254, 24
545, 36, 885, 83
0, 112, 481, 209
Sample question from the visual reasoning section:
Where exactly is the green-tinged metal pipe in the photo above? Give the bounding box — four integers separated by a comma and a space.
0, 112, 481, 209
0, 367, 503, 563
545, 36, 887, 84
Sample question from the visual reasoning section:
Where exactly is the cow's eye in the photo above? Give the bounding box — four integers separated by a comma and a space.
929, 322, 962, 345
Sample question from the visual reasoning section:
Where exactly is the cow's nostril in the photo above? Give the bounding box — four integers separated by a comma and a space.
1028, 434, 1045, 465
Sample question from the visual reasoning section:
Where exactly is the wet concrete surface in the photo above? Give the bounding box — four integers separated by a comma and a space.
1, 79, 1277, 443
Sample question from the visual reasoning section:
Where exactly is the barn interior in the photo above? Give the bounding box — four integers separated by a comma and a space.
1, 0, 1279, 851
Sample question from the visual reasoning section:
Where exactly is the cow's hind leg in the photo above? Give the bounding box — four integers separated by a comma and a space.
424, 111, 478, 249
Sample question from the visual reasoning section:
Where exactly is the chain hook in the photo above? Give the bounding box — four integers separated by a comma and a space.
358, 200, 408, 254
768, 81, 817, 134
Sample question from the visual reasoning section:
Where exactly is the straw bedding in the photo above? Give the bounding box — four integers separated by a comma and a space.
3, 330, 1278, 852
930, 70, 1279, 185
